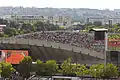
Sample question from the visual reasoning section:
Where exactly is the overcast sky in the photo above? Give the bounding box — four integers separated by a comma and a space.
0, 0, 120, 10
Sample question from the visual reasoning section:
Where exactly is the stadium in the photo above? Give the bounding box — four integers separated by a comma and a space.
0, 30, 105, 65
0, 28, 119, 79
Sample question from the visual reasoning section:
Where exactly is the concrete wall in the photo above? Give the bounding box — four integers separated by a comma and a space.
0, 38, 104, 59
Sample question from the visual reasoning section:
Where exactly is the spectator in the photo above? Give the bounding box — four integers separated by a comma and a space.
16, 31, 105, 53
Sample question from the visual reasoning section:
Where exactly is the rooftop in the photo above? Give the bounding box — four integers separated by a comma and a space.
90, 28, 108, 31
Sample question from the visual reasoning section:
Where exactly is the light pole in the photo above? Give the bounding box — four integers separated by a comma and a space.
104, 32, 108, 65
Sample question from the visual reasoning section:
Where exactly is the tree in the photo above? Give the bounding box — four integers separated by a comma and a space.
59, 58, 76, 76
85, 25, 94, 31
34, 21, 59, 31
103, 63, 118, 78
89, 64, 119, 78
75, 64, 89, 76
9, 21, 19, 28
0, 33, 5, 37
89, 64, 105, 78
36, 60, 58, 76
21, 23, 35, 33
34, 21, 44, 31
3, 27, 17, 37
45, 23, 59, 31
111, 24, 120, 33
0, 63, 2, 74
36, 60, 46, 76
45, 60, 58, 76
18, 56, 32, 78
0, 19, 8, 25
1, 62, 15, 78
86, 22, 93, 26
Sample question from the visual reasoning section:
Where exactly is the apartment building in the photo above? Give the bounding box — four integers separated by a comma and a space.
87, 17, 120, 25
4, 15, 72, 28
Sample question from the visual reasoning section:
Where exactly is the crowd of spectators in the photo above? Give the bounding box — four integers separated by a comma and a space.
16, 31, 105, 52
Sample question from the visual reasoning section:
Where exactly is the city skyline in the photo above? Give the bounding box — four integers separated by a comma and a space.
0, 0, 120, 10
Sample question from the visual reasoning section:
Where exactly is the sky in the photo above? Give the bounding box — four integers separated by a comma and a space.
0, 0, 120, 10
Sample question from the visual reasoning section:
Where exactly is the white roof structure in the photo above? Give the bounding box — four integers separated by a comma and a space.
0, 25, 6, 27
90, 28, 108, 31
32, 62, 37, 64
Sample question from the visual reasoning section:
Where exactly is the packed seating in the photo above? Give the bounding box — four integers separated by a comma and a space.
16, 31, 105, 52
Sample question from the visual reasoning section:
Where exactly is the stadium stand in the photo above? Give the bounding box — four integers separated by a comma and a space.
15, 31, 105, 53
0, 31, 105, 64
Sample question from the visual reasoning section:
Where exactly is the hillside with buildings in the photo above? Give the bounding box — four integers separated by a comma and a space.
1, 7, 120, 26
0, 7, 120, 21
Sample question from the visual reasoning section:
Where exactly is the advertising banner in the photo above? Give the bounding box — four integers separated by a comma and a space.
107, 33, 120, 51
